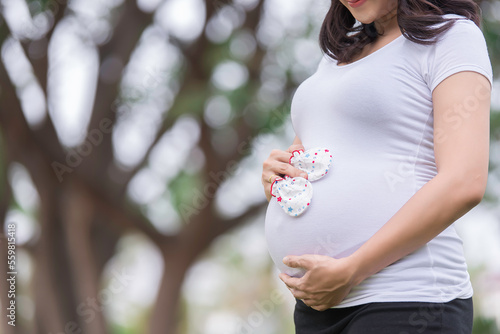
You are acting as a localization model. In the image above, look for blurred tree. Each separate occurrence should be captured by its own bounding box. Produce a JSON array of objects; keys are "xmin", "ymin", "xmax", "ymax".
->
[
  {"xmin": 0, "ymin": 0, "xmax": 284, "ymax": 333},
  {"xmin": 0, "ymin": 0, "xmax": 499, "ymax": 334}
]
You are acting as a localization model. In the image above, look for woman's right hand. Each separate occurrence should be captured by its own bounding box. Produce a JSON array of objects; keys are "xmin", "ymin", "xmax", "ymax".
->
[{"xmin": 261, "ymin": 143, "xmax": 308, "ymax": 202}]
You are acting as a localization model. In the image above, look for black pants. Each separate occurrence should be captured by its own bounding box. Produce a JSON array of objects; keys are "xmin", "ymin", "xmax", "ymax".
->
[{"xmin": 294, "ymin": 297, "xmax": 473, "ymax": 334}]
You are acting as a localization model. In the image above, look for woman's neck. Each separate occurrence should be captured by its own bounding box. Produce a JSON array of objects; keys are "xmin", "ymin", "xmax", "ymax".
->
[{"xmin": 374, "ymin": 7, "xmax": 400, "ymax": 37}]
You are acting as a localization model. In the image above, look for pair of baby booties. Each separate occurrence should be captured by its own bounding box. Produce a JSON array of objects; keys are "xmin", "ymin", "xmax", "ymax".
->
[{"xmin": 270, "ymin": 148, "xmax": 332, "ymax": 217}]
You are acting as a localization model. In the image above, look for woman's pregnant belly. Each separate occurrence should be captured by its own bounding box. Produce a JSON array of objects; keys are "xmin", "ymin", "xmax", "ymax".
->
[{"xmin": 264, "ymin": 157, "xmax": 416, "ymax": 278}]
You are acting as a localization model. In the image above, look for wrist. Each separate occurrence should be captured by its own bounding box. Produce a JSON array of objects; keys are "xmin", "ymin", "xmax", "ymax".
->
[{"xmin": 345, "ymin": 252, "xmax": 370, "ymax": 286}]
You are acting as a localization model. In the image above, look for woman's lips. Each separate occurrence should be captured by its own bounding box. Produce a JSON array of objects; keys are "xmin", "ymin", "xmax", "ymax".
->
[{"xmin": 347, "ymin": 0, "xmax": 367, "ymax": 8}]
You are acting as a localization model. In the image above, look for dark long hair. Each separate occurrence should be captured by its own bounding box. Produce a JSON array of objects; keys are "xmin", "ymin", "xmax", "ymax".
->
[{"xmin": 319, "ymin": 0, "xmax": 481, "ymax": 63}]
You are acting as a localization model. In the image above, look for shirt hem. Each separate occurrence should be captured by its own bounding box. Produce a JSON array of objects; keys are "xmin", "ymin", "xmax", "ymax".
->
[
  {"xmin": 330, "ymin": 290, "xmax": 474, "ymax": 308},
  {"xmin": 430, "ymin": 64, "xmax": 493, "ymax": 93}
]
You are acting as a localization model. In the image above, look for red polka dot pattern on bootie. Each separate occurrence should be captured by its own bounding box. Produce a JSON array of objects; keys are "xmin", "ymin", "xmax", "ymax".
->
[{"xmin": 271, "ymin": 147, "xmax": 332, "ymax": 217}]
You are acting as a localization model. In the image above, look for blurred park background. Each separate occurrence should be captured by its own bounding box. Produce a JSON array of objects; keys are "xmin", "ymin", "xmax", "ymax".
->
[{"xmin": 0, "ymin": 0, "xmax": 499, "ymax": 333}]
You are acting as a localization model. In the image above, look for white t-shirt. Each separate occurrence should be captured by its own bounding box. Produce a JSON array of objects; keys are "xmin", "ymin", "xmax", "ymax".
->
[{"xmin": 264, "ymin": 14, "xmax": 493, "ymax": 307}]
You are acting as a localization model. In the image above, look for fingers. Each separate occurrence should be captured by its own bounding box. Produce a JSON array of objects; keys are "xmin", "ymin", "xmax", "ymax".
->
[
  {"xmin": 281, "ymin": 274, "xmax": 330, "ymax": 310},
  {"xmin": 267, "ymin": 149, "xmax": 307, "ymax": 178},
  {"xmin": 287, "ymin": 144, "xmax": 305, "ymax": 153},
  {"xmin": 279, "ymin": 273, "xmax": 300, "ymax": 289},
  {"xmin": 300, "ymin": 299, "xmax": 329, "ymax": 311},
  {"xmin": 297, "ymin": 298, "xmax": 318, "ymax": 309},
  {"xmin": 263, "ymin": 183, "xmax": 272, "ymax": 202},
  {"xmin": 270, "ymin": 149, "xmax": 293, "ymax": 163},
  {"xmin": 281, "ymin": 276, "xmax": 308, "ymax": 299},
  {"xmin": 297, "ymin": 296, "xmax": 330, "ymax": 311},
  {"xmin": 289, "ymin": 288, "xmax": 308, "ymax": 300},
  {"xmin": 311, "ymin": 305, "xmax": 330, "ymax": 312},
  {"xmin": 270, "ymin": 161, "xmax": 308, "ymax": 179},
  {"xmin": 283, "ymin": 255, "xmax": 315, "ymax": 270},
  {"xmin": 262, "ymin": 148, "xmax": 308, "ymax": 199},
  {"xmin": 262, "ymin": 150, "xmax": 290, "ymax": 184}
]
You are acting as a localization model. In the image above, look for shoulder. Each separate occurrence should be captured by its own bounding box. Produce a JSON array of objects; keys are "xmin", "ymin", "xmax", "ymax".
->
[
  {"xmin": 427, "ymin": 13, "xmax": 490, "ymax": 61},
  {"xmin": 432, "ymin": 13, "xmax": 485, "ymax": 43},
  {"xmin": 406, "ymin": 13, "xmax": 489, "ymax": 57},
  {"xmin": 421, "ymin": 14, "xmax": 493, "ymax": 92},
  {"xmin": 404, "ymin": 13, "xmax": 485, "ymax": 51},
  {"xmin": 316, "ymin": 51, "xmax": 337, "ymax": 70}
]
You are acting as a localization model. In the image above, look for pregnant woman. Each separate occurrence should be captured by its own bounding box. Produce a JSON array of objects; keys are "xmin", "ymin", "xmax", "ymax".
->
[{"xmin": 261, "ymin": 0, "xmax": 493, "ymax": 333}]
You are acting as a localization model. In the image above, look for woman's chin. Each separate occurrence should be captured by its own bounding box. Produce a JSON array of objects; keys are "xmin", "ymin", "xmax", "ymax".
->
[{"xmin": 352, "ymin": 15, "xmax": 377, "ymax": 25}]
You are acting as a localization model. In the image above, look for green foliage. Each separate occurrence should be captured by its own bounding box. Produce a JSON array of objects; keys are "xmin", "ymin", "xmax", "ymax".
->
[
  {"xmin": 491, "ymin": 112, "xmax": 500, "ymax": 140},
  {"xmin": 0, "ymin": 16, "xmax": 9, "ymax": 45},
  {"xmin": 169, "ymin": 170, "xmax": 204, "ymax": 218},
  {"xmin": 205, "ymin": 39, "xmax": 234, "ymax": 70},
  {"xmin": 226, "ymin": 83, "xmax": 255, "ymax": 115},
  {"xmin": 473, "ymin": 316, "xmax": 500, "ymax": 334},
  {"xmin": 110, "ymin": 324, "xmax": 137, "ymax": 334},
  {"xmin": 25, "ymin": 0, "xmax": 53, "ymax": 16},
  {"xmin": 482, "ymin": 18, "xmax": 500, "ymax": 78},
  {"xmin": 171, "ymin": 83, "xmax": 210, "ymax": 120}
]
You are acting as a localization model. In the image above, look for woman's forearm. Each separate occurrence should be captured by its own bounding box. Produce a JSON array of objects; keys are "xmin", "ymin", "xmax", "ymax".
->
[
  {"xmin": 346, "ymin": 72, "xmax": 491, "ymax": 286},
  {"xmin": 348, "ymin": 172, "xmax": 485, "ymax": 286}
]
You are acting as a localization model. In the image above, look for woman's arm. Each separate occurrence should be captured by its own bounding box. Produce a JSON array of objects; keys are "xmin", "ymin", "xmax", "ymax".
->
[
  {"xmin": 348, "ymin": 71, "xmax": 490, "ymax": 284},
  {"xmin": 279, "ymin": 71, "xmax": 491, "ymax": 310}
]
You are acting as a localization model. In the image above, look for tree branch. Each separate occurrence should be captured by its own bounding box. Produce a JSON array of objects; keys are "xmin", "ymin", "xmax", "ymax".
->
[
  {"xmin": 0, "ymin": 57, "xmax": 171, "ymax": 248},
  {"xmin": 0, "ymin": 6, "xmax": 66, "ymax": 165},
  {"xmin": 20, "ymin": 0, "xmax": 68, "ymax": 96},
  {"xmin": 120, "ymin": 0, "xmax": 266, "ymax": 191},
  {"xmin": 82, "ymin": 0, "xmax": 161, "ymax": 192}
]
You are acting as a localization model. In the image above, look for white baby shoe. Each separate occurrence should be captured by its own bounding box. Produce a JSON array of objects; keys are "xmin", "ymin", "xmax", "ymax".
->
[{"xmin": 270, "ymin": 147, "xmax": 332, "ymax": 217}]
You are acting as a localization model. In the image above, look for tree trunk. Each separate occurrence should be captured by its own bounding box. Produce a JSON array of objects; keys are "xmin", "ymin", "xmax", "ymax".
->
[
  {"xmin": 63, "ymin": 179, "xmax": 108, "ymax": 334},
  {"xmin": 148, "ymin": 251, "xmax": 191, "ymax": 334}
]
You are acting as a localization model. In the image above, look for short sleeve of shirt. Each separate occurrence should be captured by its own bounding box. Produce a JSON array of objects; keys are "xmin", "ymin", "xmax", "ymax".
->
[{"xmin": 426, "ymin": 17, "xmax": 493, "ymax": 93}]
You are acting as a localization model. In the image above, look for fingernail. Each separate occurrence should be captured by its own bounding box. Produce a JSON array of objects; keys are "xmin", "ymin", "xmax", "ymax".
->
[
  {"xmin": 300, "ymin": 173, "xmax": 308, "ymax": 179},
  {"xmin": 283, "ymin": 256, "xmax": 289, "ymax": 264}
]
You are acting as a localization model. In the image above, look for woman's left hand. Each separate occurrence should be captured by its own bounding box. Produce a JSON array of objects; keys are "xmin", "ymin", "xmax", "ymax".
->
[{"xmin": 279, "ymin": 254, "xmax": 360, "ymax": 311}]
